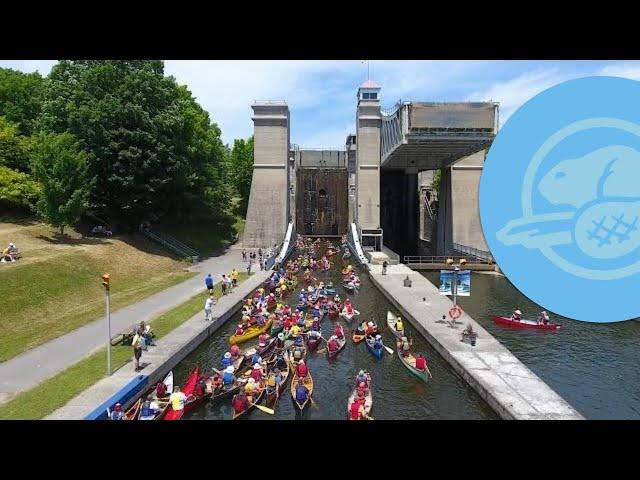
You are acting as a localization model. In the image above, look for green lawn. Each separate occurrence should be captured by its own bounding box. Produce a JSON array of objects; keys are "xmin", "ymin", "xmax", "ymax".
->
[
  {"xmin": 0, "ymin": 221, "xmax": 196, "ymax": 362},
  {"xmin": 0, "ymin": 273, "xmax": 248, "ymax": 420}
]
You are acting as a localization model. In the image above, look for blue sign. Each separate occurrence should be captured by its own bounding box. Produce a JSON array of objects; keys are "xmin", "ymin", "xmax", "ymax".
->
[
  {"xmin": 439, "ymin": 270, "xmax": 471, "ymax": 296},
  {"xmin": 480, "ymin": 76, "xmax": 640, "ymax": 323}
]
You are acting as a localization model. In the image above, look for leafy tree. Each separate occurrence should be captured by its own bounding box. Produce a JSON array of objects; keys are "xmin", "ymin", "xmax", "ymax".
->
[
  {"xmin": 38, "ymin": 60, "xmax": 228, "ymax": 228},
  {"xmin": 228, "ymin": 136, "xmax": 254, "ymax": 214},
  {"xmin": 0, "ymin": 68, "xmax": 45, "ymax": 136},
  {"xmin": 31, "ymin": 133, "xmax": 90, "ymax": 235},
  {"xmin": 0, "ymin": 165, "xmax": 41, "ymax": 212},
  {"xmin": 0, "ymin": 117, "xmax": 30, "ymax": 172}
]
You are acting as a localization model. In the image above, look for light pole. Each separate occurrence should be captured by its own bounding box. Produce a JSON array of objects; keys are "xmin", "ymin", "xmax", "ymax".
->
[
  {"xmin": 102, "ymin": 273, "xmax": 112, "ymax": 375},
  {"xmin": 445, "ymin": 258, "xmax": 467, "ymax": 307}
]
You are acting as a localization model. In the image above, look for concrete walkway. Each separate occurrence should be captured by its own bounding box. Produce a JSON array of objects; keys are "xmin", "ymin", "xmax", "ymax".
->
[
  {"xmin": 46, "ymin": 270, "xmax": 271, "ymax": 420},
  {"xmin": 369, "ymin": 263, "xmax": 584, "ymax": 420},
  {"xmin": 0, "ymin": 248, "xmax": 253, "ymax": 404}
]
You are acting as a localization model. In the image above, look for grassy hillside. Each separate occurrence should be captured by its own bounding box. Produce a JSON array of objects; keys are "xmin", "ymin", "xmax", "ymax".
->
[{"xmin": 0, "ymin": 217, "xmax": 195, "ymax": 361}]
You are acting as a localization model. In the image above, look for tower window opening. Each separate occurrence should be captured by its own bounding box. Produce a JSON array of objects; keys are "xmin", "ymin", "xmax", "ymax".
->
[{"xmin": 319, "ymin": 188, "xmax": 327, "ymax": 198}]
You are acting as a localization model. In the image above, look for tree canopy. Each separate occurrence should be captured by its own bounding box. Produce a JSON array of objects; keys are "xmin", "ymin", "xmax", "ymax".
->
[
  {"xmin": 38, "ymin": 60, "xmax": 229, "ymax": 228},
  {"xmin": 227, "ymin": 136, "xmax": 254, "ymax": 214},
  {"xmin": 0, "ymin": 68, "xmax": 45, "ymax": 136},
  {"xmin": 0, "ymin": 116, "xmax": 31, "ymax": 172}
]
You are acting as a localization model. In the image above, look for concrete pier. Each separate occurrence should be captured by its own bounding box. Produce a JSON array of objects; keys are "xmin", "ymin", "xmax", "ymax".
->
[
  {"xmin": 47, "ymin": 270, "xmax": 271, "ymax": 420},
  {"xmin": 369, "ymin": 264, "xmax": 584, "ymax": 420}
]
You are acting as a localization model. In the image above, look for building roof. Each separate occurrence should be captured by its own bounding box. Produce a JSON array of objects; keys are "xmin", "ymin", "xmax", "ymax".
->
[{"xmin": 359, "ymin": 79, "xmax": 380, "ymax": 89}]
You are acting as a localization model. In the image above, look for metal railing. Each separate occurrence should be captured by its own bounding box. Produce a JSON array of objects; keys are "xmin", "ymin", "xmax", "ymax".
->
[
  {"xmin": 141, "ymin": 228, "xmax": 200, "ymax": 262},
  {"xmin": 452, "ymin": 243, "xmax": 494, "ymax": 262},
  {"xmin": 403, "ymin": 255, "xmax": 494, "ymax": 265}
]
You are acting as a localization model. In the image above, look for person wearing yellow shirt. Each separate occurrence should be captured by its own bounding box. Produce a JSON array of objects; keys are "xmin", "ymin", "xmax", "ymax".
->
[
  {"xmin": 290, "ymin": 324, "xmax": 301, "ymax": 338},
  {"xmin": 231, "ymin": 269, "xmax": 239, "ymax": 287},
  {"xmin": 169, "ymin": 386, "xmax": 187, "ymax": 411}
]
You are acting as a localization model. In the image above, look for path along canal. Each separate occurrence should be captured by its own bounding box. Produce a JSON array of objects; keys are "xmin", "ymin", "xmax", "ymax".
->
[{"xmin": 174, "ymin": 243, "xmax": 498, "ymax": 420}]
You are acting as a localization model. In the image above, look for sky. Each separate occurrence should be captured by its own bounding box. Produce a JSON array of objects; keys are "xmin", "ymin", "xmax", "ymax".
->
[{"xmin": 2, "ymin": 60, "xmax": 640, "ymax": 149}]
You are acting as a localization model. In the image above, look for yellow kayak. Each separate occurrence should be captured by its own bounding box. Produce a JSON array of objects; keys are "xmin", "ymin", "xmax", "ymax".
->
[{"xmin": 229, "ymin": 318, "xmax": 274, "ymax": 345}]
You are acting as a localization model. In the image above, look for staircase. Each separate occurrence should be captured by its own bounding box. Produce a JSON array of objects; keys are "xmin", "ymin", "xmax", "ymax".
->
[{"xmin": 141, "ymin": 229, "xmax": 201, "ymax": 262}]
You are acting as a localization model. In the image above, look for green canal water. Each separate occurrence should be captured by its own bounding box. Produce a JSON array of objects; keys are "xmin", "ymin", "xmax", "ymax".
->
[
  {"xmin": 175, "ymin": 246, "xmax": 498, "ymax": 420},
  {"xmin": 421, "ymin": 271, "xmax": 640, "ymax": 420}
]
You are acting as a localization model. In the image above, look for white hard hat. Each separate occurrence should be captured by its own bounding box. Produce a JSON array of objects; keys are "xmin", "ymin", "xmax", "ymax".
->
[
  {"xmin": 224, "ymin": 352, "xmax": 231, "ymax": 358},
  {"xmin": 375, "ymin": 334, "xmax": 381, "ymax": 340},
  {"xmin": 253, "ymin": 363, "xmax": 261, "ymax": 369},
  {"xmin": 367, "ymin": 322, "xmax": 373, "ymax": 327},
  {"xmin": 515, "ymin": 310, "xmax": 522, "ymax": 315},
  {"xmin": 225, "ymin": 366, "xmax": 235, "ymax": 374}
]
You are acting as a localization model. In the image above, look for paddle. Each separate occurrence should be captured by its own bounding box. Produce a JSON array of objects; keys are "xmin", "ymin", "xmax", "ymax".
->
[
  {"xmin": 254, "ymin": 404, "xmax": 275, "ymax": 415},
  {"xmin": 382, "ymin": 343, "xmax": 394, "ymax": 355}
]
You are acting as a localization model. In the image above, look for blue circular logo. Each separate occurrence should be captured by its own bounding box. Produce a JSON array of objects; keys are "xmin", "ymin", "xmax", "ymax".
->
[{"xmin": 480, "ymin": 76, "xmax": 640, "ymax": 323}]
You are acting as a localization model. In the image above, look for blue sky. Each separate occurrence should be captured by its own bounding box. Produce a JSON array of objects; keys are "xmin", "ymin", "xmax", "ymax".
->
[{"xmin": 2, "ymin": 60, "xmax": 640, "ymax": 149}]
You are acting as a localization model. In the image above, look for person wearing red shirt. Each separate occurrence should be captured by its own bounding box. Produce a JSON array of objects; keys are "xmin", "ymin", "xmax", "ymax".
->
[
  {"xmin": 297, "ymin": 359, "xmax": 308, "ymax": 378},
  {"xmin": 327, "ymin": 336, "xmax": 338, "ymax": 352},
  {"xmin": 233, "ymin": 391, "xmax": 249, "ymax": 414},
  {"xmin": 415, "ymin": 354, "xmax": 427, "ymax": 371},
  {"xmin": 335, "ymin": 324, "xmax": 344, "ymax": 339},
  {"xmin": 250, "ymin": 363, "xmax": 263, "ymax": 382}
]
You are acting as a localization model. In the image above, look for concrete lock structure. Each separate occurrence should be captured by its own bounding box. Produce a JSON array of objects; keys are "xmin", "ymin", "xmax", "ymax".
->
[{"xmin": 243, "ymin": 81, "xmax": 497, "ymax": 264}]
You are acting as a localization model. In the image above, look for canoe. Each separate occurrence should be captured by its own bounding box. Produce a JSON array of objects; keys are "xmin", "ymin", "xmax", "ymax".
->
[
  {"xmin": 306, "ymin": 333, "xmax": 323, "ymax": 351},
  {"xmin": 494, "ymin": 316, "xmax": 561, "ymax": 331},
  {"xmin": 395, "ymin": 339, "xmax": 430, "ymax": 383},
  {"xmin": 288, "ymin": 344, "xmax": 307, "ymax": 370},
  {"xmin": 265, "ymin": 351, "xmax": 290, "ymax": 408},
  {"xmin": 243, "ymin": 336, "xmax": 277, "ymax": 361},
  {"xmin": 365, "ymin": 335, "xmax": 384, "ymax": 359},
  {"xmin": 351, "ymin": 327, "xmax": 366, "ymax": 344},
  {"xmin": 124, "ymin": 398, "xmax": 142, "ymax": 420},
  {"xmin": 138, "ymin": 370, "xmax": 174, "ymax": 420},
  {"xmin": 327, "ymin": 334, "xmax": 347, "ymax": 359},
  {"xmin": 232, "ymin": 380, "xmax": 266, "ymax": 419},
  {"xmin": 164, "ymin": 367, "xmax": 200, "ymax": 420},
  {"xmin": 340, "ymin": 308, "xmax": 360, "ymax": 322},
  {"xmin": 210, "ymin": 376, "xmax": 248, "ymax": 403},
  {"xmin": 270, "ymin": 321, "xmax": 284, "ymax": 336},
  {"xmin": 386, "ymin": 311, "xmax": 405, "ymax": 339},
  {"xmin": 342, "ymin": 282, "xmax": 356, "ymax": 293},
  {"xmin": 229, "ymin": 318, "xmax": 274, "ymax": 345},
  {"xmin": 290, "ymin": 368, "xmax": 314, "ymax": 411},
  {"xmin": 346, "ymin": 375, "xmax": 373, "ymax": 420}
]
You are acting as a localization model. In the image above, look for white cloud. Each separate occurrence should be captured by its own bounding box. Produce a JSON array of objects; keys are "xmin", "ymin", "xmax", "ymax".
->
[
  {"xmin": 466, "ymin": 68, "xmax": 571, "ymax": 125},
  {"xmin": 598, "ymin": 63, "xmax": 640, "ymax": 80}
]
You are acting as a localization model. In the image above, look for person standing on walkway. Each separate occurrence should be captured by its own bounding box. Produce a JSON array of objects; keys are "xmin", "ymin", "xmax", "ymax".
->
[
  {"xmin": 242, "ymin": 249, "xmax": 247, "ymax": 261},
  {"xmin": 132, "ymin": 327, "xmax": 144, "ymax": 371},
  {"xmin": 221, "ymin": 275, "xmax": 228, "ymax": 295},
  {"xmin": 258, "ymin": 248, "xmax": 262, "ymax": 261},
  {"xmin": 231, "ymin": 268, "xmax": 239, "ymax": 287},
  {"xmin": 247, "ymin": 261, "xmax": 252, "ymax": 275},
  {"xmin": 205, "ymin": 274, "xmax": 214, "ymax": 295},
  {"xmin": 205, "ymin": 295, "xmax": 214, "ymax": 321},
  {"xmin": 382, "ymin": 260, "xmax": 388, "ymax": 275}
]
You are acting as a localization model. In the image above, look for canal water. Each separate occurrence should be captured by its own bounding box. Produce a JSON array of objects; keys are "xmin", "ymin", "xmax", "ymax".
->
[
  {"xmin": 175, "ymin": 243, "xmax": 498, "ymax": 420},
  {"xmin": 421, "ymin": 271, "xmax": 640, "ymax": 420}
]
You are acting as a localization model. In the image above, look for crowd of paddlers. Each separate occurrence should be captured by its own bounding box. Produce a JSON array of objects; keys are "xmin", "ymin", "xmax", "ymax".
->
[{"xmin": 114, "ymin": 237, "xmax": 431, "ymax": 421}]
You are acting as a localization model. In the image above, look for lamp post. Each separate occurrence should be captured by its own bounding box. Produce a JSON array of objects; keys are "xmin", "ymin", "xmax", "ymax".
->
[
  {"xmin": 445, "ymin": 258, "xmax": 467, "ymax": 307},
  {"xmin": 102, "ymin": 273, "xmax": 112, "ymax": 376}
]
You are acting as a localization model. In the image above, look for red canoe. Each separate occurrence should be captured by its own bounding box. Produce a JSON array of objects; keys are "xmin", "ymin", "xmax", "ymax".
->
[
  {"xmin": 493, "ymin": 316, "xmax": 560, "ymax": 331},
  {"xmin": 164, "ymin": 367, "xmax": 200, "ymax": 420}
]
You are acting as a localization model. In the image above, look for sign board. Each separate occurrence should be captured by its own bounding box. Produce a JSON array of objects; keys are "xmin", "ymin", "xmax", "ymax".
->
[{"xmin": 439, "ymin": 270, "xmax": 471, "ymax": 296}]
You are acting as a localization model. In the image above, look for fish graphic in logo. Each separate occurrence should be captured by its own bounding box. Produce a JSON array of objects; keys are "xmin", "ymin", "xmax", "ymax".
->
[{"xmin": 498, "ymin": 144, "xmax": 640, "ymax": 265}]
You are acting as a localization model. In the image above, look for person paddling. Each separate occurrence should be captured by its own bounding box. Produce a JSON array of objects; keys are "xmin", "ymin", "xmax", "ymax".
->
[
  {"xmin": 415, "ymin": 353, "xmax": 427, "ymax": 372},
  {"xmin": 295, "ymin": 378, "xmax": 309, "ymax": 405}
]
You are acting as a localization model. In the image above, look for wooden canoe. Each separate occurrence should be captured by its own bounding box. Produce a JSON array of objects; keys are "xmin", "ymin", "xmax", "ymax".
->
[
  {"xmin": 265, "ymin": 351, "xmax": 290, "ymax": 408},
  {"xmin": 351, "ymin": 326, "xmax": 366, "ymax": 344},
  {"xmin": 288, "ymin": 344, "xmax": 307, "ymax": 370},
  {"xmin": 387, "ymin": 311, "xmax": 405, "ymax": 339},
  {"xmin": 124, "ymin": 398, "xmax": 142, "ymax": 420},
  {"xmin": 395, "ymin": 339, "xmax": 430, "ymax": 383},
  {"xmin": 340, "ymin": 308, "xmax": 360, "ymax": 322},
  {"xmin": 232, "ymin": 380, "xmax": 266, "ymax": 420},
  {"xmin": 138, "ymin": 370, "xmax": 174, "ymax": 420},
  {"xmin": 243, "ymin": 336, "xmax": 277, "ymax": 360},
  {"xmin": 229, "ymin": 318, "xmax": 274, "ymax": 345},
  {"xmin": 290, "ymin": 368, "xmax": 313, "ymax": 411},
  {"xmin": 346, "ymin": 375, "xmax": 373, "ymax": 420},
  {"xmin": 306, "ymin": 333, "xmax": 322, "ymax": 351}
]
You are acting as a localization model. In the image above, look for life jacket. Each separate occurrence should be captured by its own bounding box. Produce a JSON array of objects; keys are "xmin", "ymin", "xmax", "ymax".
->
[
  {"xmin": 297, "ymin": 363, "xmax": 308, "ymax": 377},
  {"xmin": 415, "ymin": 356, "xmax": 426, "ymax": 371},
  {"xmin": 110, "ymin": 410, "xmax": 124, "ymax": 420},
  {"xmin": 396, "ymin": 321, "xmax": 404, "ymax": 331},
  {"xmin": 267, "ymin": 375, "xmax": 276, "ymax": 387},
  {"xmin": 170, "ymin": 392, "xmax": 185, "ymax": 411},
  {"xmin": 328, "ymin": 339, "xmax": 338, "ymax": 352},
  {"xmin": 346, "ymin": 304, "xmax": 353, "ymax": 314},
  {"xmin": 233, "ymin": 396, "xmax": 246, "ymax": 413},
  {"xmin": 251, "ymin": 369, "xmax": 262, "ymax": 382},
  {"xmin": 222, "ymin": 357, "xmax": 233, "ymax": 368},
  {"xmin": 295, "ymin": 386, "xmax": 308, "ymax": 402},
  {"xmin": 223, "ymin": 372, "xmax": 235, "ymax": 385},
  {"xmin": 156, "ymin": 382, "xmax": 167, "ymax": 397},
  {"xmin": 350, "ymin": 401, "xmax": 362, "ymax": 420}
]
